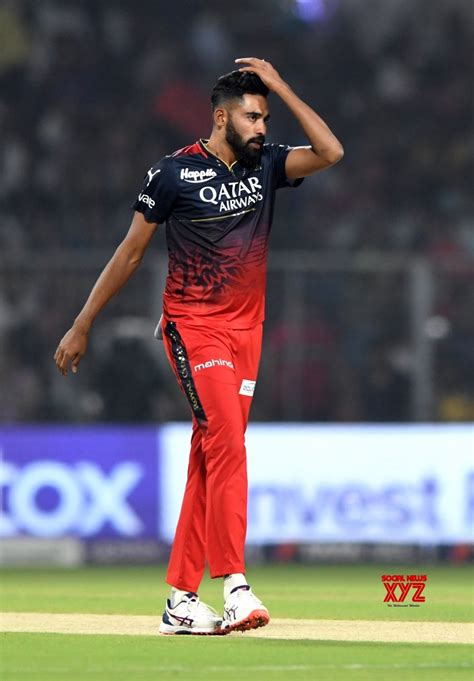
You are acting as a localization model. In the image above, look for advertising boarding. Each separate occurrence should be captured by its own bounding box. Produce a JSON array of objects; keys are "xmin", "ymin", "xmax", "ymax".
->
[
  {"xmin": 0, "ymin": 427, "xmax": 159, "ymax": 539},
  {"xmin": 1, "ymin": 424, "xmax": 473, "ymax": 545}
]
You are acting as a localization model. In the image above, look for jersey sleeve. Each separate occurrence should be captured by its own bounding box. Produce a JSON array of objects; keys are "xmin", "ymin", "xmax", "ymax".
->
[
  {"xmin": 267, "ymin": 144, "xmax": 304, "ymax": 190},
  {"xmin": 131, "ymin": 156, "xmax": 178, "ymax": 223}
]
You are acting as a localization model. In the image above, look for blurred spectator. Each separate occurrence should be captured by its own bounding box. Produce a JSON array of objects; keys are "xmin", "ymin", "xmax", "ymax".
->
[
  {"xmin": 94, "ymin": 337, "xmax": 164, "ymax": 422},
  {"xmin": 264, "ymin": 306, "xmax": 336, "ymax": 421},
  {"xmin": 361, "ymin": 343, "xmax": 411, "ymax": 422}
]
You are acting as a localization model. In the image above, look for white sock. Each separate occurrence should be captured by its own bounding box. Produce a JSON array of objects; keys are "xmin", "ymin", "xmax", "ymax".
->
[
  {"xmin": 170, "ymin": 587, "xmax": 191, "ymax": 608},
  {"xmin": 223, "ymin": 573, "xmax": 248, "ymax": 600}
]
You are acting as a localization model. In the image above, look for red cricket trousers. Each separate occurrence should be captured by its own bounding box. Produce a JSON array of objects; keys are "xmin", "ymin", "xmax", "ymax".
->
[{"xmin": 161, "ymin": 318, "xmax": 262, "ymax": 593}]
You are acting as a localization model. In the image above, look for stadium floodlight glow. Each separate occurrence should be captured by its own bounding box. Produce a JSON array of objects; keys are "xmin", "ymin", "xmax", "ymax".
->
[
  {"xmin": 425, "ymin": 315, "xmax": 450, "ymax": 340},
  {"xmin": 293, "ymin": 0, "xmax": 337, "ymax": 22}
]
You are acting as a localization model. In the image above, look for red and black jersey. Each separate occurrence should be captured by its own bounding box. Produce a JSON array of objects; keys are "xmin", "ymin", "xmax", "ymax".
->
[{"xmin": 132, "ymin": 139, "xmax": 303, "ymax": 328}]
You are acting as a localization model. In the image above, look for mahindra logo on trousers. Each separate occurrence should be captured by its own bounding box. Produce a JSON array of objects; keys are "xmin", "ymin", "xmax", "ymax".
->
[
  {"xmin": 181, "ymin": 168, "xmax": 217, "ymax": 183},
  {"xmin": 194, "ymin": 358, "xmax": 234, "ymax": 372},
  {"xmin": 138, "ymin": 193, "xmax": 155, "ymax": 207}
]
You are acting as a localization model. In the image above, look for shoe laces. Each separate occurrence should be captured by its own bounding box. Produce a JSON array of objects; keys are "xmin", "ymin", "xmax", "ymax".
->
[
  {"xmin": 184, "ymin": 593, "xmax": 219, "ymax": 618},
  {"xmin": 232, "ymin": 586, "xmax": 262, "ymax": 605}
]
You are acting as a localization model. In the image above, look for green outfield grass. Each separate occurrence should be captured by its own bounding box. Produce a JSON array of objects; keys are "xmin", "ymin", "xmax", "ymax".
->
[
  {"xmin": 1, "ymin": 564, "xmax": 473, "ymax": 681},
  {"xmin": 1, "ymin": 564, "xmax": 472, "ymax": 621},
  {"xmin": 1, "ymin": 634, "xmax": 472, "ymax": 681}
]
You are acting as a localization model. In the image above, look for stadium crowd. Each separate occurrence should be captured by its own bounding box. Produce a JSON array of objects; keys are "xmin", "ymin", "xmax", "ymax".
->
[{"xmin": 1, "ymin": 0, "xmax": 472, "ymax": 423}]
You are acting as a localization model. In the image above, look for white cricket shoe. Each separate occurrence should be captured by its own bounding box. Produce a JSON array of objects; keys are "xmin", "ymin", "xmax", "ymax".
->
[
  {"xmin": 222, "ymin": 585, "xmax": 270, "ymax": 633},
  {"xmin": 159, "ymin": 592, "xmax": 225, "ymax": 635}
]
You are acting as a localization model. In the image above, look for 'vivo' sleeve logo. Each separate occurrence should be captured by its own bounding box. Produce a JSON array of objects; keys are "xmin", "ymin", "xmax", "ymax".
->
[
  {"xmin": 138, "ymin": 193, "xmax": 155, "ymax": 207},
  {"xmin": 0, "ymin": 460, "xmax": 144, "ymax": 538}
]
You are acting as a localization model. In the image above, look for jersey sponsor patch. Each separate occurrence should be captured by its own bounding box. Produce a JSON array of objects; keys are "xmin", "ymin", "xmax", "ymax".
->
[
  {"xmin": 239, "ymin": 379, "xmax": 256, "ymax": 396},
  {"xmin": 138, "ymin": 193, "xmax": 155, "ymax": 207},
  {"xmin": 198, "ymin": 177, "xmax": 263, "ymax": 212},
  {"xmin": 181, "ymin": 167, "xmax": 217, "ymax": 183}
]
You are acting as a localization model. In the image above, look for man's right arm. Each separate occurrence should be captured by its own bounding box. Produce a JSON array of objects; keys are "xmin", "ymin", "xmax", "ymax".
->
[{"xmin": 54, "ymin": 211, "xmax": 158, "ymax": 375}]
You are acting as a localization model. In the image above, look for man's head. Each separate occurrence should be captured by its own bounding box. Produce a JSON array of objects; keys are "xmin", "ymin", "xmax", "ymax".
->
[{"xmin": 211, "ymin": 70, "xmax": 270, "ymax": 167}]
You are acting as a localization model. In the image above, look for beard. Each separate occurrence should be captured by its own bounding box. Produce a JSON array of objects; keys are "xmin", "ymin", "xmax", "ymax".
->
[{"xmin": 225, "ymin": 118, "xmax": 265, "ymax": 168}]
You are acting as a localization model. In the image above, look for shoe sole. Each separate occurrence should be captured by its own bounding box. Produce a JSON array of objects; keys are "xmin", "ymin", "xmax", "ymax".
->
[
  {"xmin": 222, "ymin": 609, "xmax": 270, "ymax": 634},
  {"xmin": 159, "ymin": 627, "xmax": 227, "ymax": 636}
]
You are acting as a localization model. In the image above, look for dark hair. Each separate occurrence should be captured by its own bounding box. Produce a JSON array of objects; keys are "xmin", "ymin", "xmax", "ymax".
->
[{"xmin": 211, "ymin": 70, "xmax": 269, "ymax": 110}]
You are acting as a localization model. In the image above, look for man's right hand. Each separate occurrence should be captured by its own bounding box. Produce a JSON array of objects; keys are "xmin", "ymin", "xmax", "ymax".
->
[{"xmin": 54, "ymin": 325, "xmax": 88, "ymax": 376}]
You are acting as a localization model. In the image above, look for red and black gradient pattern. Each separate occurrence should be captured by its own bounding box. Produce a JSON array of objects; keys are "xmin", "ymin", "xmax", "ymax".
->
[{"xmin": 132, "ymin": 140, "xmax": 303, "ymax": 328}]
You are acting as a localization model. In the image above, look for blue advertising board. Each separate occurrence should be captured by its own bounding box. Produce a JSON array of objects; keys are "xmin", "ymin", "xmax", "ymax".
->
[
  {"xmin": 0, "ymin": 426, "xmax": 160, "ymax": 539},
  {"xmin": 1, "ymin": 424, "xmax": 473, "ymax": 545}
]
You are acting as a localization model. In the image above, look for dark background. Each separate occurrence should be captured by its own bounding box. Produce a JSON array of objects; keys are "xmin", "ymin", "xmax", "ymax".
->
[{"xmin": 0, "ymin": 0, "xmax": 472, "ymax": 423}]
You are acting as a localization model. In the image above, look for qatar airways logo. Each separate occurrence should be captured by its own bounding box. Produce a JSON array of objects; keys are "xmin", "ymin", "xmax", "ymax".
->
[
  {"xmin": 194, "ymin": 358, "xmax": 235, "ymax": 373},
  {"xmin": 181, "ymin": 167, "xmax": 217, "ymax": 183},
  {"xmin": 199, "ymin": 177, "xmax": 263, "ymax": 213}
]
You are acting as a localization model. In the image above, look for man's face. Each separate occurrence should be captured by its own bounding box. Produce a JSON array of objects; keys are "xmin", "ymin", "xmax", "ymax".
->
[{"xmin": 225, "ymin": 94, "xmax": 270, "ymax": 167}]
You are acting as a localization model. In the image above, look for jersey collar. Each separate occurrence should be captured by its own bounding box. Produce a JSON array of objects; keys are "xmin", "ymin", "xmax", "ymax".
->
[
  {"xmin": 198, "ymin": 139, "xmax": 262, "ymax": 174},
  {"xmin": 199, "ymin": 139, "xmax": 239, "ymax": 172}
]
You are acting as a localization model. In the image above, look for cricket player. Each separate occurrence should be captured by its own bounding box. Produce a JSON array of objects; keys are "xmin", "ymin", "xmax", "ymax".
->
[{"xmin": 54, "ymin": 58, "xmax": 343, "ymax": 635}]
